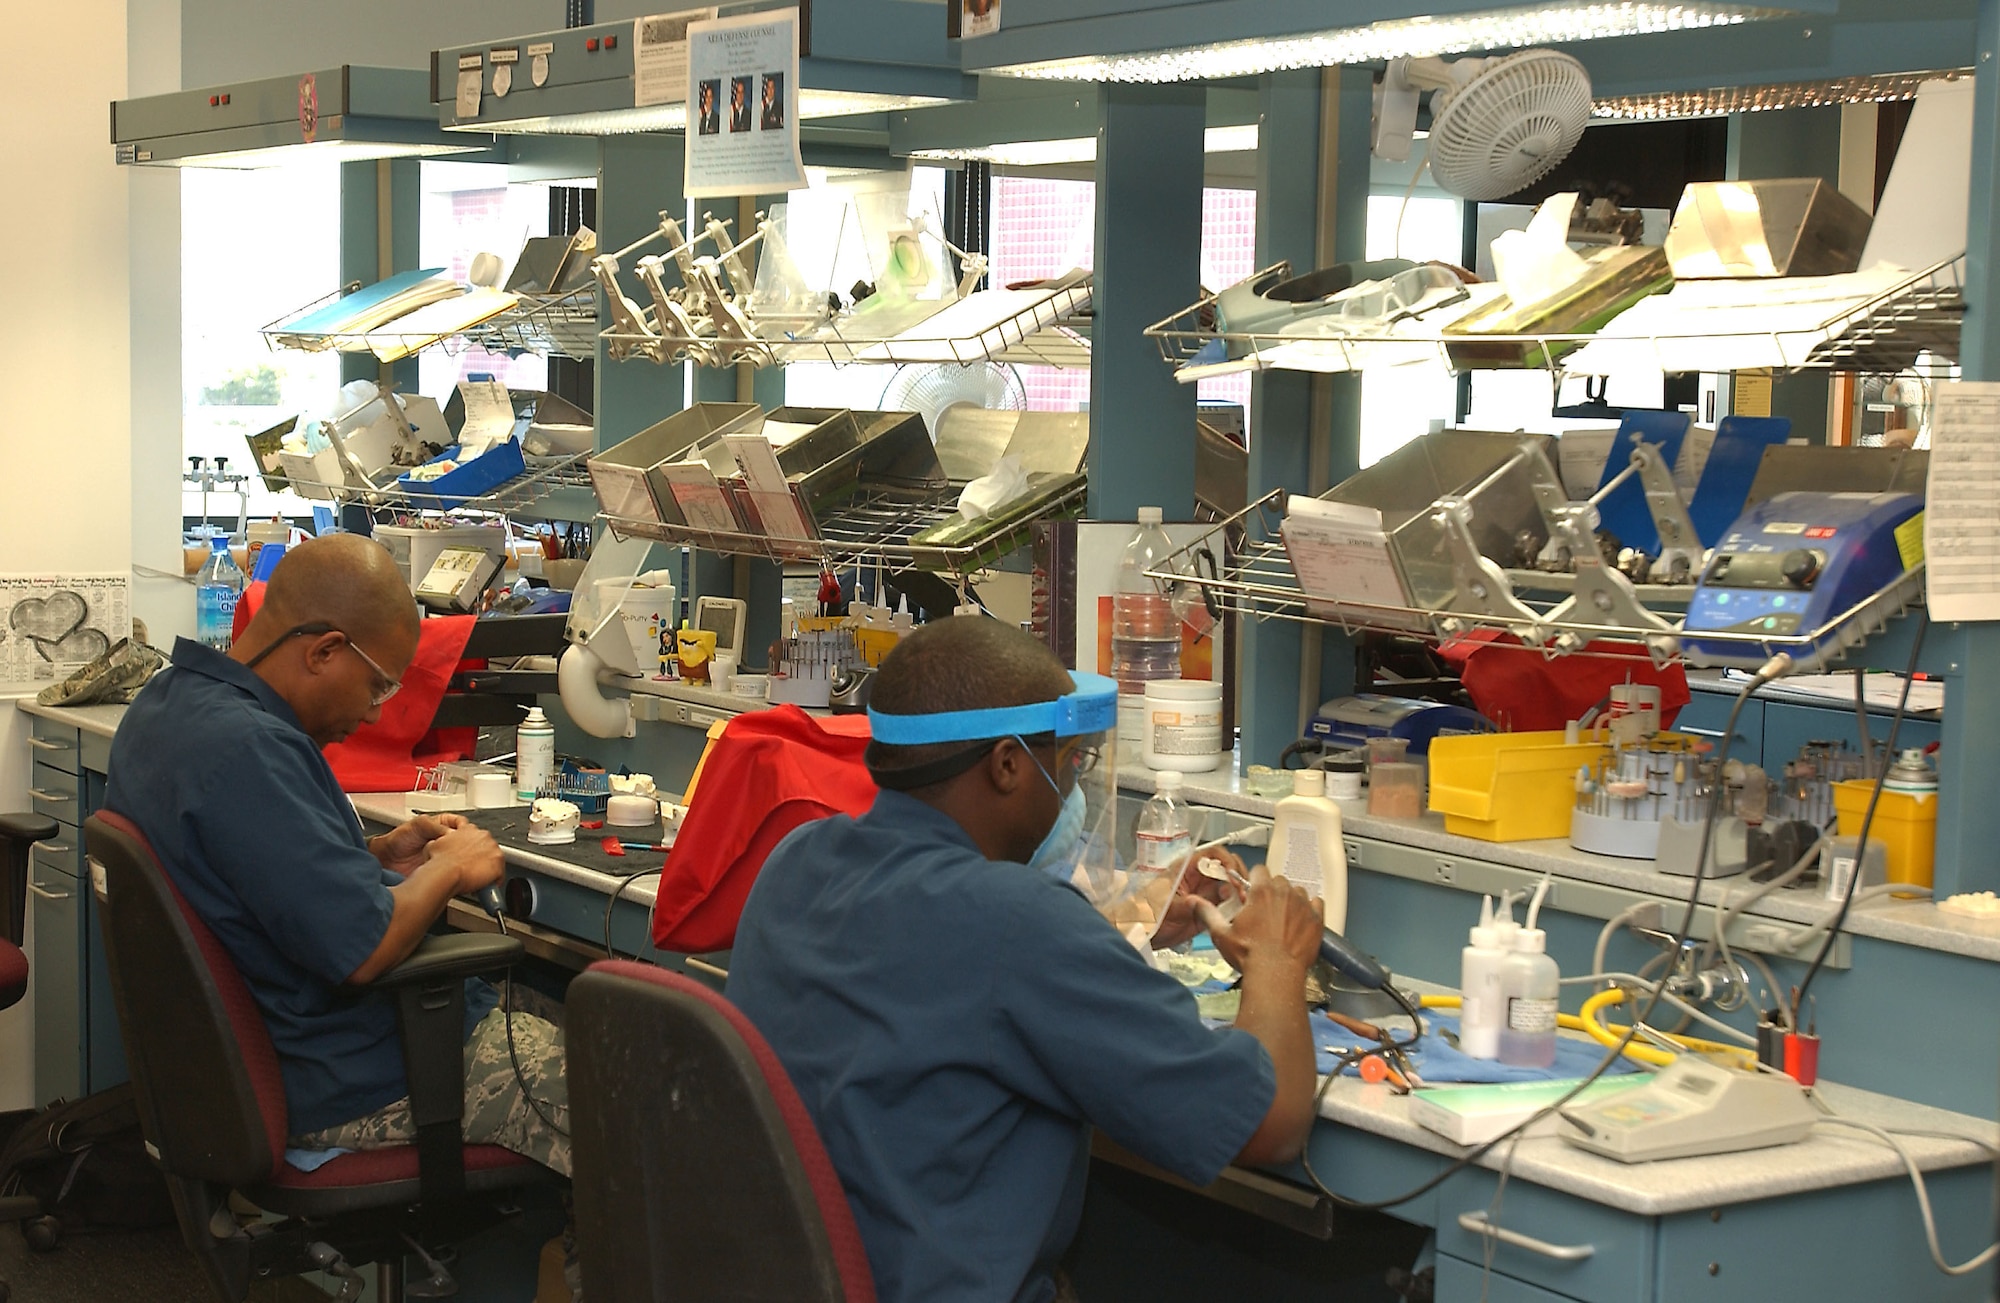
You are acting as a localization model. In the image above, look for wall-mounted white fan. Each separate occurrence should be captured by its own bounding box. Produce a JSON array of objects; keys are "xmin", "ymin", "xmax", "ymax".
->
[{"xmin": 1372, "ymin": 50, "xmax": 1594, "ymax": 202}]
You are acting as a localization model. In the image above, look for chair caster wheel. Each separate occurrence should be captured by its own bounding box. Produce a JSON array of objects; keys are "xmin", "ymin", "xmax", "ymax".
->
[{"xmin": 24, "ymin": 1216, "xmax": 60, "ymax": 1252}]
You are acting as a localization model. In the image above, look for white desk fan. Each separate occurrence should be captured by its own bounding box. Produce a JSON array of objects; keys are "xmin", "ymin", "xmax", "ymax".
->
[{"xmin": 1373, "ymin": 50, "xmax": 1594, "ymax": 201}]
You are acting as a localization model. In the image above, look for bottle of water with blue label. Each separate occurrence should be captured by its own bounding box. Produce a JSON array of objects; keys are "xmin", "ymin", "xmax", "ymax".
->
[{"xmin": 195, "ymin": 538, "xmax": 246, "ymax": 651}]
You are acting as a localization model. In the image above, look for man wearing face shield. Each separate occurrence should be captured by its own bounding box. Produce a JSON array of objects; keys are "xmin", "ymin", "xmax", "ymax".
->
[{"xmin": 728, "ymin": 616, "xmax": 1323, "ymax": 1303}]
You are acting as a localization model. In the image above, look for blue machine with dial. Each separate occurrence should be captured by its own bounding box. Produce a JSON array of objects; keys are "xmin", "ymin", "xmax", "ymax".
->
[{"xmin": 1682, "ymin": 490, "xmax": 1923, "ymax": 668}]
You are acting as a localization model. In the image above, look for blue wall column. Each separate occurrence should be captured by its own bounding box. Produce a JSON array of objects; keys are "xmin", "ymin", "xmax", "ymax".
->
[
  {"xmin": 1237, "ymin": 67, "xmax": 1371, "ymax": 766},
  {"xmin": 1928, "ymin": 0, "xmax": 2000, "ymax": 895},
  {"xmin": 1240, "ymin": 70, "xmax": 1319, "ymax": 766},
  {"xmin": 595, "ymin": 134, "xmax": 690, "ymax": 450},
  {"xmin": 1088, "ymin": 83, "xmax": 1205, "ymax": 521},
  {"xmin": 338, "ymin": 158, "xmax": 421, "ymax": 394},
  {"xmin": 690, "ymin": 193, "xmax": 787, "ymax": 665}
]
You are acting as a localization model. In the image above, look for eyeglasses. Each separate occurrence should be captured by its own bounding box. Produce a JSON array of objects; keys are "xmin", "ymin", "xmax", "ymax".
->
[
  {"xmin": 247, "ymin": 622, "xmax": 401, "ymax": 705},
  {"xmin": 1056, "ymin": 738, "xmax": 1102, "ymax": 777},
  {"xmin": 340, "ymin": 638, "xmax": 402, "ymax": 706}
]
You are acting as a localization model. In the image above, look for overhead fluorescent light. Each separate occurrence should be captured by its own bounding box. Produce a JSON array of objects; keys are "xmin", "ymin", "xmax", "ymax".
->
[
  {"xmin": 909, "ymin": 123, "xmax": 1260, "ymax": 166},
  {"xmin": 1594, "ymin": 68, "xmax": 1967, "ymax": 120},
  {"xmin": 453, "ymin": 90, "xmax": 953, "ymax": 137},
  {"xmin": 987, "ymin": 2, "xmax": 1786, "ymax": 83},
  {"xmin": 148, "ymin": 139, "xmax": 487, "ymax": 169}
]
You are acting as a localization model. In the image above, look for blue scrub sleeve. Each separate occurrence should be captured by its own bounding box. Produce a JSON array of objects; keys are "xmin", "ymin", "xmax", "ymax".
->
[
  {"xmin": 995, "ymin": 883, "xmax": 1277, "ymax": 1188},
  {"xmin": 188, "ymin": 734, "xmax": 396, "ymax": 986}
]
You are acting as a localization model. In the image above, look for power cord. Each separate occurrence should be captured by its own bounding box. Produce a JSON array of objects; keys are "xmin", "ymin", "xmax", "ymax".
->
[
  {"xmin": 1794, "ymin": 613, "xmax": 1928, "ymax": 1013},
  {"xmin": 1811, "ymin": 1108, "xmax": 1998, "ymax": 1275},
  {"xmin": 603, "ymin": 867, "xmax": 662, "ymax": 961},
  {"xmin": 1293, "ymin": 658, "xmax": 1788, "ymax": 1214},
  {"xmin": 483, "ymin": 899, "xmax": 570, "ymax": 1140}
]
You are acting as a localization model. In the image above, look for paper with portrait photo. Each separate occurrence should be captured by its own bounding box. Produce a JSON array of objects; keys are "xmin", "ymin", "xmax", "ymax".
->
[{"xmin": 684, "ymin": 9, "xmax": 806, "ymax": 199}]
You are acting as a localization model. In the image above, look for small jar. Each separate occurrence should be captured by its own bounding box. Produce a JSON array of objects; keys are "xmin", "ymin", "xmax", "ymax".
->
[{"xmin": 1325, "ymin": 755, "xmax": 1365, "ymax": 802}]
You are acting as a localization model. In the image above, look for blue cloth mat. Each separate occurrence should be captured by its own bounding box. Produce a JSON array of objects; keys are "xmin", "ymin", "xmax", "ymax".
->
[
  {"xmin": 1310, "ymin": 1012, "xmax": 1640, "ymax": 1085},
  {"xmin": 283, "ymin": 1146, "xmax": 352, "ymax": 1172}
]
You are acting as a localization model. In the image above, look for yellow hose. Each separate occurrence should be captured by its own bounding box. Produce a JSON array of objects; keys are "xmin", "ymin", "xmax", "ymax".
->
[{"xmin": 1420, "ymin": 991, "xmax": 1754, "ymax": 1069}]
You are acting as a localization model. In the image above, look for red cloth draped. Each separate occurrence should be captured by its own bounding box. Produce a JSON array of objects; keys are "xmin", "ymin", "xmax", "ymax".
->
[
  {"xmin": 1437, "ymin": 630, "xmax": 1689, "ymax": 733},
  {"xmin": 651, "ymin": 706, "xmax": 877, "ymax": 955},
  {"xmin": 232, "ymin": 583, "xmax": 481, "ymax": 792}
]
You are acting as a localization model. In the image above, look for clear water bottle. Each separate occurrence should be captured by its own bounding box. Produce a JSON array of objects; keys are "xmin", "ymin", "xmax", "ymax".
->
[
  {"xmin": 1134, "ymin": 770, "xmax": 1194, "ymax": 871},
  {"xmin": 1111, "ymin": 507, "xmax": 1182, "ymax": 745},
  {"xmin": 195, "ymin": 538, "xmax": 246, "ymax": 651}
]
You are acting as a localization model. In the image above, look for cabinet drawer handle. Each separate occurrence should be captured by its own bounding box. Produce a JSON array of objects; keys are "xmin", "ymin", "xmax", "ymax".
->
[
  {"xmin": 29, "ymin": 788, "xmax": 72, "ymax": 804},
  {"xmin": 28, "ymin": 736, "xmax": 74, "ymax": 752},
  {"xmin": 34, "ymin": 843, "xmax": 73, "ymax": 857},
  {"xmin": 28, "ymin": 881, "xmax": 73, "ymax": 902},
  {"xmin": 1456, "ymin": 1212, "xmax": 1595, "ymax": 1262},
  {"xmin": 1676, "ymin": 726, "xmax": 1743, "ymax": 741}
]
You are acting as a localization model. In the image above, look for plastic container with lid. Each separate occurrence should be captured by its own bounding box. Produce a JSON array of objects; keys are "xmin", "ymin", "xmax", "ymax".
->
[
  {"xmin": 1324, "ymin": 754, "xmax": 1366, "ymax": 802},
  {"xmin": 1271, "ymin": 767, "xmax": 1349, "ymax": 931},
  {"xmin": 1111, "ymin": 507, "xmax": 1183, "ymax": 744},
  {"xmin": 1143, "ymin": 679, "xmax": 1223, "ymax": 771},
  {"xmin": 1367, "ymin": 762, "xmax": 1426, "ymax": 820}
]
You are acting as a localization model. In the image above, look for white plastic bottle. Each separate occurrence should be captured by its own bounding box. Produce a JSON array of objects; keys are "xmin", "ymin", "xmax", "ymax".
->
[
  {"xmin": 1134, "ymin": 771, "xmax": 1195, "ymax": 872},
  {"xmin": 1270, "ymin": 767, "xmax": 1349, "ymax": 932},
  {"xmin": 1111, "ymin": 507, "xmax": 1183, "ymax": 746},
  {"xmin": 195, "ymin": 538, "xmax": 246, "ymax": 651},
  {"xmin": 1498, "ymin": 876, "xmax": 1560, "ymax": 1069},
  {"xmin": 1458, "ymin": 895, "xmax": 1508, "ymax": 1061},
  {"xmin": 516, "ymin": 705, "xmax": 557, "ymax": 799}
]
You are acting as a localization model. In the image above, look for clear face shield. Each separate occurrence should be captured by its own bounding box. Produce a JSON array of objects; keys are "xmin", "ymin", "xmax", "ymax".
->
[{"xmin": 870, "ymin": 671, "xmax": 1179, "ymax": 946}]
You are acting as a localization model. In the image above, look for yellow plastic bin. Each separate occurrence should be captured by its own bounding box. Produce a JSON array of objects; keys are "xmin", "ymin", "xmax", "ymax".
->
[
  {"xmin": 1428, "ymin": 731, "xmax": 1608, "ymax": 842},
  {"xmin": 1832, "ymin": 780, "xmax": 1936, "ymax": 893}
]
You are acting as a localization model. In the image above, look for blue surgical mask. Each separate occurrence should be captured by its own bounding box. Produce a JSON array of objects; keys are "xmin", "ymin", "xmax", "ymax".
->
[
  {"xmin": 1027, "ymin": 783, "xmax": 1088, "ymax": 879},
  {"xmin": 1021, "ymin": 737, "xmax": 1087, "ymax": 879}
]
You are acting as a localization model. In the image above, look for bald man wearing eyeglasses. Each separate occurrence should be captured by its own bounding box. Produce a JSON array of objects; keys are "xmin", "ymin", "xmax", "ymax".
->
[{"xmin": 105, "ymin": 534, "xmax": 572, "ymax": 1180}]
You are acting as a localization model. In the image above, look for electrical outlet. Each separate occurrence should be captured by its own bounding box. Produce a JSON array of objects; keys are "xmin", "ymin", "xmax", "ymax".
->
[
  {"xmin": 1343, "ymin": 839, "xmax": 1362, "ymax": 867},
  {"xmin": 1434, "ymin": 859, "xmax": 1456, "ymax": 884},
  {"xmin": 1739, "ymin": 922, "xmax": 1799, "ymax": 954}
]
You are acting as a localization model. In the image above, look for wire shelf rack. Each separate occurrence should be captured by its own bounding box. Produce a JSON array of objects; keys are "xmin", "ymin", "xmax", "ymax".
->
[
  {"xmin": 602, "ymin": 477, "xmax": 1086, "ymax": 578},
  {"xmin": 1146, "ymin": 489, "xmax": 1926, "ymax": 673},
  {"xmin": 1144, "ymin": 257, "xmax": 1966, "ymax": 383},
  {"xmin": 601, "ymin": 279, "xmax": 1094, "ymax": 370},
  {"xmin": 465, "ymin": 286, "xmax": 600, "ymax": 361},
  {"xmin": 266, "ymin": 451, "xmax": 595, "ymax": 518}
]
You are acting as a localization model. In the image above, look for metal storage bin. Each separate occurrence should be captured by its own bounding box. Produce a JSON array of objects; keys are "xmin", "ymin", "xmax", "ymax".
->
[{"xmin": 586, "ymin": 401, "xmax": 763, "ymax": 526}]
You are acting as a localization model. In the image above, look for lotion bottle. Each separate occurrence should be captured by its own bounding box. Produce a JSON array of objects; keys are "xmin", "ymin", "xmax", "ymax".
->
[
  {"xmin": 1270, "ymin": 767, "xmax": 1349, "ymax": 932},
  {"xmin": 1458, "ymin": 895, "xmax": 1507, "ymax": 1060}
]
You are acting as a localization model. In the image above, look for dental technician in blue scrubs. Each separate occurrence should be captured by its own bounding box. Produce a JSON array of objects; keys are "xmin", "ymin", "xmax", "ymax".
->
[{"xmin": 728, "ymin": 615, "xmax": 1323, "ymax": 1303}]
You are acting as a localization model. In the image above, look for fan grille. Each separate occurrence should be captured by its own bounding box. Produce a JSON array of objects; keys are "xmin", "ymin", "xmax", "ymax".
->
[{"xmin": 1429, "ymin": 49, "xmax": 1593, "ymax": 201}]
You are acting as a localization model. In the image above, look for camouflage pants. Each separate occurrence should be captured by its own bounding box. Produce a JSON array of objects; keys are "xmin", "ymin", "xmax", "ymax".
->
[{"xmin": 291, "ymin": 1007, "xmax": 571, "ymax": 1178}]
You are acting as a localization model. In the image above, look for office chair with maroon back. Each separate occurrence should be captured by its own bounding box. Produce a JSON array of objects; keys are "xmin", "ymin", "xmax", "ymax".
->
[
  {"xmin": 567, "ymin": 959, "xmax": 876, "ymax": 1302},
  {"xmin": 0, "ymin": 813, "xmax": 59, "ymax": 1303},
  {"xmin": 85, "ymin": 810, "xmax": 552, "ymax": 1302}
]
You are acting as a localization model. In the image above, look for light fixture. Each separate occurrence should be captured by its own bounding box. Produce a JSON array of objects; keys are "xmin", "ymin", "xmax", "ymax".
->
[
  {"xmin": 983, "ymin": 2, "xmax": 1788, "ymax": 83},
  {"xmin": 1594, "ymin": 68, "xmax": 1967, "ymax": 120},
  {"xmin": 459, "ymin": 90, "xmax": 954, "ymax": 137},
  {"xmin": 113, "ymin": 67, "xmax": 495, "ymax": 167},
  {"xmin": 909, "ymin": 123, "xmax": 1260, "ymax": 167}
]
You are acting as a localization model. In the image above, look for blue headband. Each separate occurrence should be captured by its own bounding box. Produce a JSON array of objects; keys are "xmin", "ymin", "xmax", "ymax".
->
[{"xmin": 868, "ymin": 672, "xmax": 1119, "ymax": 745}]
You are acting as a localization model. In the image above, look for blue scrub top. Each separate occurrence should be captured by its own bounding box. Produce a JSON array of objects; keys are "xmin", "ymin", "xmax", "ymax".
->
[
  {"xmin": 728, "ymin": 790, "xmax": 1275, "ymax": 1303},
  {"xmin": 105, "ymin": 639, "xmax": 496, "ymax": 1135}
]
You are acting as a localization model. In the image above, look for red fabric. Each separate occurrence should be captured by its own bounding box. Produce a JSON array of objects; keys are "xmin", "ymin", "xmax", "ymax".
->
[
  {"xmin": 589, "ymin": 961, "xmax": 877, "ymax": 1303},
  {"xmin": 650, "ymin": 707, "xmax": 876, "ymax": 954},
  {"xmin": 0, "ymin": 938, "xmax": 25, "ymax": 1012},
  {"xmin": 1438, "ymin": 631, "xmax": 1690, "ymax": 733},
  {"xmin": 95, "ymin": 810, "xmax": 292, "ymax": 1176},
  {"xmin": 234, "ymin": 583, "xmax": 481, "ymax": 793},
  {"xmin": 272, "ymin": 1143, "xmax": 531, "ymax": 1189}
]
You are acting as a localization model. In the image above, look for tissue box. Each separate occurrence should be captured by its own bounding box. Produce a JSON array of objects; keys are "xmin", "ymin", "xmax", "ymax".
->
[
  {"xmin": 397, "ymin": 438, "xmax": 528, "ymax": 509},
  {"xmin": 1444, "ymin": 245, "xmax": 1673, "ymax": 369}
]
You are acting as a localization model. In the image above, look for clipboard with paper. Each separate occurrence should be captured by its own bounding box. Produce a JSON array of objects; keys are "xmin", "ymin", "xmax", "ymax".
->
[{"xmin": 1279, "ymin": 497, "xmax": 1430, "ymax": 633}]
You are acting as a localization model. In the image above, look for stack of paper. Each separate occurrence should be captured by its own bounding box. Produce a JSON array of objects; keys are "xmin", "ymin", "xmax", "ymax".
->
[{"xmin": 269, "ymin": 270, "xmax": 461, "ymax": 349}]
